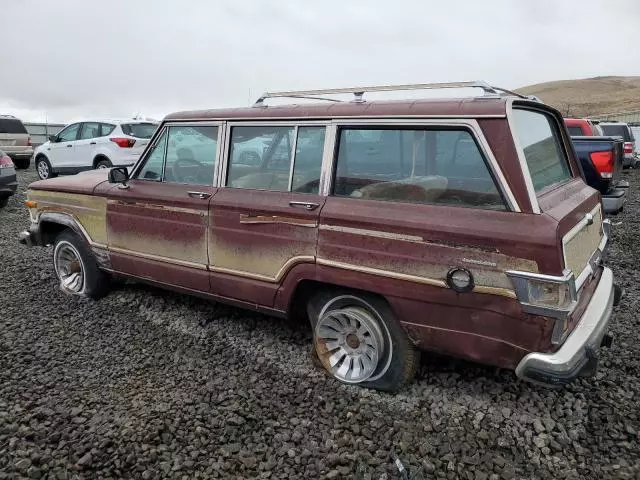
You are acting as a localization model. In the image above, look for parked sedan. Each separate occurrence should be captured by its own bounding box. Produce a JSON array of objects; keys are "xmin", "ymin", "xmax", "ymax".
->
[
  {"xmin": 0, "ymin": 150, "xmax": 17, "ymax": 208},
  {"xmin": 33, "ymin": 119, "xmax": 158, "ymax": 180}
]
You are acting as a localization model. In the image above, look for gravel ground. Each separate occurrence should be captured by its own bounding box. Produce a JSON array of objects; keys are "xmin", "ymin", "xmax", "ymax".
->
[{"xmin": 1, "ymin": 167, "xmax": 639, "ymax": 480}]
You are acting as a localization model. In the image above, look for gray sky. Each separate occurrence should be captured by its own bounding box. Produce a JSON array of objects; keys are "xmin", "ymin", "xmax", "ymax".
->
[{"xmin": 2, "ymin": 0, "xmax": 639, "ymax": 123}]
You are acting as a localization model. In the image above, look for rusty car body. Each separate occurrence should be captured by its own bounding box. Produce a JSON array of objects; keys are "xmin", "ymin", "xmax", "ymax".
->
[{"xmin": 19, "ymin": 81, "xmax": 621, "ymax": 391}]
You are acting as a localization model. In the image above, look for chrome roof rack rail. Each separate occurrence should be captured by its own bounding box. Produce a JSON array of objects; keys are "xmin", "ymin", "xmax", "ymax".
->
[{"xmin": 253, "ymin": 81, "xmax": 529, "ymax": 106}]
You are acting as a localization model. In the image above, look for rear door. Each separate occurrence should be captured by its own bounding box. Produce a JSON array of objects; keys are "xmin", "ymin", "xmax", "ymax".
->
[
  {"xmin": 74, "ymin": 122, "xmax": 102, "ymax": 168},
  {"xmin": 107, "ymin": 123, "xmax": 221, "ymax": 292},
  {"xmin": 208, "ymin": 123, "xmax": 328, "ymax": 305}
]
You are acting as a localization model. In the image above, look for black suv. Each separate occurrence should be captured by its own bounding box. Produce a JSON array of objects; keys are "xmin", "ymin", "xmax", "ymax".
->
[{"xmin": 599, "ymin": 121, "xmax": 637, "ymax": 168}]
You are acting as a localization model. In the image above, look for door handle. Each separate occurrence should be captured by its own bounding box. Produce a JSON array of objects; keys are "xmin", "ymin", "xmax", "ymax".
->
[
  {"xmin": 66, "ymin": 144, "xmax": 73, "ymax": 148},
  {"xmin": 90, "ymin": 142, "xmax": 96, "ymax": 145},
  {"xmin": 289, "ymin": 200, "xmax": 319, "ymax": 211},
  {"xmin": 188, "ymin": 191, "xmax": 211, "ymax": 200}
]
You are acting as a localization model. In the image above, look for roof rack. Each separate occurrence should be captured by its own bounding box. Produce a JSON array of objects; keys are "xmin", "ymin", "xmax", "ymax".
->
[{"xmin": 253, "ymin": 81, "xmax": 531, "ymax": 106}]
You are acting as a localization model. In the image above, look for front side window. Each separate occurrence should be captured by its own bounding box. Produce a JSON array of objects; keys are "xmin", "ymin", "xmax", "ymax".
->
[
  {"xmin": 512, "ymin": 109, "xmax": 571, "ymax": 192},
  {"xmin": 137, "ymin": 130, "xmax": 167, "ymax": 181},
  {"xmin": 227, "ymin": 125, "xmax": 325, "ymax": 194},
  {"xmin": 79, "ymin": 122, "xmax": 101, "ymax": 140},
  {"xmin": 58, "ymin": 123, "xmax": 80, "ymax": 142},
  {"xmin": 333, "ymin": 127, "xmax": 505, "ymax": 210},
  {"xmin": 164, "ymin": 125, "xmax": 218, "ymax": 185}
]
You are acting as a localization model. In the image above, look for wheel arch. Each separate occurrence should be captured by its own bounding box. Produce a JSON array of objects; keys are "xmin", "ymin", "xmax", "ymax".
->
[{"xmin": 92, "ymin": 153, "xmax": 111, "ymax": 168}]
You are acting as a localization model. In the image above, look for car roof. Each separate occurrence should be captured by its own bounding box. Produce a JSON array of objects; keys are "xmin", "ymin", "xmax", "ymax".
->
[{"xmin": 164, "ymin": 97, "xmax": 530, "ymax": 122}]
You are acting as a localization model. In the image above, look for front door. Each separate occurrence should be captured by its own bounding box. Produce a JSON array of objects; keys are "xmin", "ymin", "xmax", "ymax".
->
[
  {"xmin": 209, "ymin": 123, "xmax": 328, "ymax": 305},
  {"xmin": 107, "ymin": 123, "xmax": 221, "ymax": 292},
  {"xmin": 48, "ymin": 122, "xmax": 81, "ymax": 170}
]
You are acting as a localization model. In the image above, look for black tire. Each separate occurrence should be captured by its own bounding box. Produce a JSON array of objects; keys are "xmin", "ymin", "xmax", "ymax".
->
[
  {"xmin": 0, "ymin": 197, "xmax": 8, "ymax": 208},
  {"xmin": 307, "ymin": 290, "xmax": 420, "ymax": 392},
  {"xmin": 95, "ymin": 158, "xmax": 113, "ymax": 169},
  {"xmin": 13, "ymin": 157, "xmax": 30, "ymax": 169},
  {"xmin": 35, "ymin": 155, "xmax": 57, "ymax": 180},
  {"xmin": 53, "ymin": 230, "xmax": 110, "ymax": 299}
]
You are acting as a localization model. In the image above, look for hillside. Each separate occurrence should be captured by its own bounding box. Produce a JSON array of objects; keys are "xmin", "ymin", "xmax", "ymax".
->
[{"xmin": 516, "ymin": 76, "xmax": 640, "ymax": 118}]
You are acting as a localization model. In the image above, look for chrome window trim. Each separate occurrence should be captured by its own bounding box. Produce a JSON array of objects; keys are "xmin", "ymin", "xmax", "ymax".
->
[
  {"xmin": 506, "ymin": 98, "xmax": 541, "ymax": 214},
  {"xmin": 221, "ymin": 121, "xmax": 331, "ymax": 189},
  {"xmin": 328, "ymin": 118, "xmax": 520, "ymax": 212},
  {"xmin": 319, "ymin": 123, "xmax": 338, "ymax": 196},
  {"xmin": 166, "ymin": 114, "xmax": 507, "ymax": 123},
  {"xmin": 287, "ymin": 126, "xmax": 299, "ymax": 192}
]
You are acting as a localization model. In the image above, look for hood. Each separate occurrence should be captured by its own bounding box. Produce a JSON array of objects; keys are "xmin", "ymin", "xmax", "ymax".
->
[{"xmin": 28, "ymin": 169, "xmax": 110, "ymax": 195}]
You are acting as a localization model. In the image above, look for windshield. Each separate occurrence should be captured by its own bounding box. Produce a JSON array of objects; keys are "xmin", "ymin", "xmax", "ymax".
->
[
  {"xmin": 121, "ymin": 123, "xmax": 158, "ymax": 139},
  {"xmin": 0, "ymin": 118, "xmax": 27, "ymax": 134}
]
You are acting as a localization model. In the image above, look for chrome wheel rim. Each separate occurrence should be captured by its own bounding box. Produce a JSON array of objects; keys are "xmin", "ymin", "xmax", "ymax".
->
[
  {"xmin": 54, "ymin": 241, "xmax": 85, "ymax": 294},
  {"xmin": 315, "ymin": 304, "xmax": 386, "ymax": 383},
  {"xmin": 37, "ymin": 161, "xmax": 49, "ymax": 179}
]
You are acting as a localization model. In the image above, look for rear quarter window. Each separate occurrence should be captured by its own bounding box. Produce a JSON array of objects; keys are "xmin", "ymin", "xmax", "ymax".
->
[
  {"xmin": 512, "ymin": 108, "xmax": 572, "ymax": 193},
  {"xmin": 0, "ymin": 119, "xmax": 27, "ymax": 134}
]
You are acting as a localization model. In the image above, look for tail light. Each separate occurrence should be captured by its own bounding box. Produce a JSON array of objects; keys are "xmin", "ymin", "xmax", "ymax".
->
[
  {"xmin": 590, "ymin": 151, "xmax": 615, "ymax": 179},
  {"xmin": 624, "ymin": 142, "xmax": 634, "ymax": 154},
  {"xmin": 0, "ymin": 155, "xmax": 13, "ymax": 168},
  {"xmin": 110, "ymin": 137, "xmax": 136, "ymax": 148},
  {"xmin": 27, "ymin": 136, "xmax": 32, "ymax": 147}
]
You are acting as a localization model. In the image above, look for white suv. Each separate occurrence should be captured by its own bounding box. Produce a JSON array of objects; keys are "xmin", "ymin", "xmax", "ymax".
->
[{"xmin": 33, "ymin": 119, "xmax": 158, "ymax": 180}]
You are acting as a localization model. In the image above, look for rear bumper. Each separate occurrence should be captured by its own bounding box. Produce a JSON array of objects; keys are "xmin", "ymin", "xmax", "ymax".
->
[
  {"xmin": 0, "ymin": 174, "xmax": 18, "ymax": 197},
  {"xmin": 601, "ymin": 188, "xmax": 627, "ymax": 214},
  {"xmin": 6, "ymin": 150, "xmax": 33, "ymax": 159},
  {"xmin": 516, "ymin": 267, "xmax": 620, "ymax": 386}
]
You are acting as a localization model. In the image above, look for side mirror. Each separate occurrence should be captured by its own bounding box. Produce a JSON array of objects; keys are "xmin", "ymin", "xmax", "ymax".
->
[
  {"xmin": 108, "ymin": 166, "xmax": 130, "ymax": 184},
  {"xmin": 48, "ymin": 135, "xmax": 58, "ymax": 143}
]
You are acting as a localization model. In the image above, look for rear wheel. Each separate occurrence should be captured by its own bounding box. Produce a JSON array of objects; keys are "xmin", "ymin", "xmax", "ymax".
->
[
  {"xmin": 53, "ymin": 230, "xmax": 110, "ymax": 299},
  {"xmin": 95, "ymin": 158, "xmax": 112, "ymax": 169},
  {"xmin": 308, "ymin": 291, "xmax": 419, "ymax": 392},
  {"xmin": 13, "ymin": 158, "xmax": 30, "ymax": 169},
  {"xmin": 36, "ymin": 156, "xmax": 57, "ymax": 180}
]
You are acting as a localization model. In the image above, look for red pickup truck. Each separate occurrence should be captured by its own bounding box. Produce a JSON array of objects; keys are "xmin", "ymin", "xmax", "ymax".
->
[{"xmin": 564, "ymin": 118, "xmax": 603, "ymax": 137}]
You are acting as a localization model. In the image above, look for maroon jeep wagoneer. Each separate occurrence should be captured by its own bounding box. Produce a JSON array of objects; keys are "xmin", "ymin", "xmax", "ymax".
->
[{"xmin": 20, "ymin": 81, "xmax": 621, "ymax": 391}]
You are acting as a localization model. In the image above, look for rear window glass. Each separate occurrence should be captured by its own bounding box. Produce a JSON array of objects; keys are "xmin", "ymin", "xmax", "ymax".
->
[
  {"xmin": 0, "ymin": 118, "xmax": 27, "ymax": 134},
  {"xmin": 512, "ymin": 109, "xmax": 572, "ymax": 193},
  {"xmin": 121, "ymin": 123, "xmax": 158, "ymax": 139},
  {"xmin": 600, "ymin": 124, "xmax": 634, "ymax": 142},
  {"xmin": 567, "ymin": 126, "xmax": 584, "ymax": 137}
]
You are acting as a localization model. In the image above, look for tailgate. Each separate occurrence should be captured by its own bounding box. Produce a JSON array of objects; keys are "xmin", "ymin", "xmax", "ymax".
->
[{"xmin": 539, "ymin": 179, "xmax": 604, "ymax": 291}]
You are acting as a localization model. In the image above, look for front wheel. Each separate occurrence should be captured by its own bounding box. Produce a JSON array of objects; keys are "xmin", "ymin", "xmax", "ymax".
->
[
  {"xmin": 36, "ymin": 156, "xmax": 57, "ymax": 180},
  {"xmin": 53, "ymin": 230, "xmax": 110, "ymax": 299},
  {"xmin": 308, "ymin": 291, "xmax": 419, "ymax": 392}
]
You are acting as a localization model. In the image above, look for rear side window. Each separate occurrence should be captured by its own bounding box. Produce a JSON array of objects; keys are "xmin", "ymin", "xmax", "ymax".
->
[
  {"xmin": 121, "ymin": 123, "xmax": 158, "ymax": 139},
  {"xmin": 512, "ymin": 109, "xmax": 571, "ymax": 193},
  {"xmin": 0, "ymin": 118, "xmax": 27, "ymax": 134},
  {"xmin": 100, "ymin": 123, "xmax": 116, "ymax": 136},
  {"xmin": 333, "ymin": 127, "xmax": 505, "ymax": 210},
  {"xmin": 566, "ymin": 126, "xmax": 584, "ymax": 137},
  {"xmin": 227, "ymin": 125, "xmax": 325, "ymax": 194}
]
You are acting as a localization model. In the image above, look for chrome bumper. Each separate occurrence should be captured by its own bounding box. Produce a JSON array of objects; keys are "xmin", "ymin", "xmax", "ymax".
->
[{"xmin": 516, "ymin": 267, "xmax": 618, "ymax": 386}]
